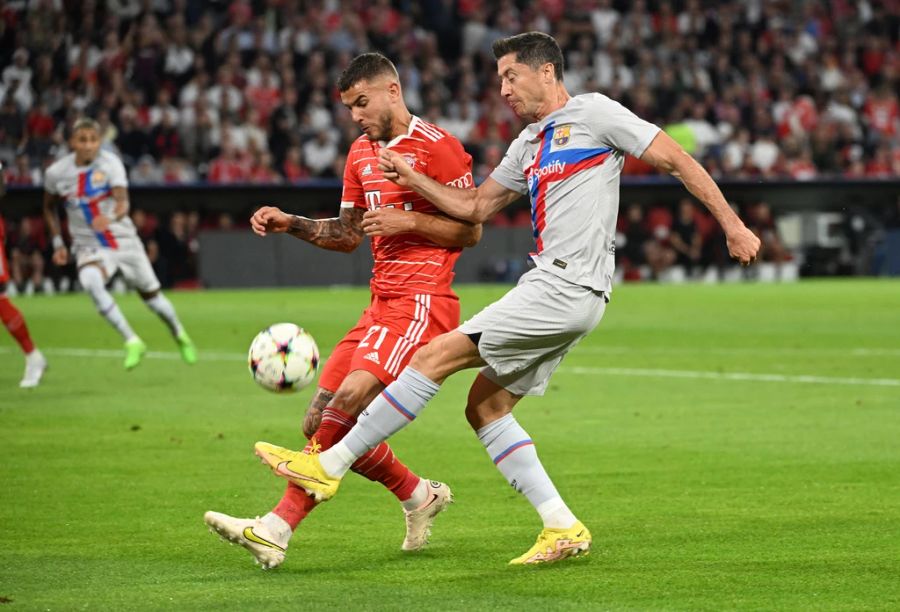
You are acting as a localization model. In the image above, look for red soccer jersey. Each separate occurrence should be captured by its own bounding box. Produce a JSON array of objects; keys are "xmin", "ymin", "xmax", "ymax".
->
[{"xmin": 341, "ymin": 116, "xmax": 474, "ymax": 298}]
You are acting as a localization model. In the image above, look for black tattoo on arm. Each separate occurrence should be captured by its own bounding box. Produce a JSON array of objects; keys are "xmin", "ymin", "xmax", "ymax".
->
[
  {"xmin": 302, "ymin": 388, "xmax": 335, "ymax": 438},
  {"xmin": 288, "ymin": 207, "xmax": 365, "ymax": 252}
]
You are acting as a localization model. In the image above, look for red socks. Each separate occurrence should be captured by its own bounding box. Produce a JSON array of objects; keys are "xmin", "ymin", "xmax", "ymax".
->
[
  {"xmin": 272, "ymin": 406, "xmax": 420, "ymax": 529},
  {"xmin": 0, "ymin": 296, "xmax": 35, "ymax": 354}
]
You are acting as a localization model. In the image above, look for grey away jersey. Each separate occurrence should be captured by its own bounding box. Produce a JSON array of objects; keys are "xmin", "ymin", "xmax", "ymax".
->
[
  {"xmin": 44, "ymin": 150, "xmax": 137, "ymax": 249},
  {"xmin": 490, "ymin": 93, "xmax": 660, "ymax": 293}
]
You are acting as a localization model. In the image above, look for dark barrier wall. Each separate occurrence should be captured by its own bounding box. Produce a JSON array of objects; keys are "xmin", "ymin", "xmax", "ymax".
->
[
  {"xmin": 5, "ymin": 179, "xmax": 898, "ymax": 287},
  {"xmin": 3, "ymin": 178, "xmax": 899, "ymax": 219},
  {"xmin": 198, "ymin": 227, "xmax": 536, "ymax": 288}
]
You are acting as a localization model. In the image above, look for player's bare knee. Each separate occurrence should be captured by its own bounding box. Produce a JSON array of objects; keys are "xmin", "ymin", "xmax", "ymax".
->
[
  {"xmin": 332, "ymin": 372, "xmax": 382, "ymax": 417},
  {"xmin": 408, "ymin": 340, "xmax": 440, "ymax": 372},
  {"xmin": 409, "ymin": 332, "xmax": 473, "ymax": 380}
]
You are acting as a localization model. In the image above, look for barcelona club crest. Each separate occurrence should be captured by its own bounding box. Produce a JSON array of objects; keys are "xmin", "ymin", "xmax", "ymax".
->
[
  {"xmin": 90, "ymin": 170, "xmax": 107, "ymax": 189},
  {"xmin": 553, "ymin": 125, "xmax": 571, "ymax": 147}
]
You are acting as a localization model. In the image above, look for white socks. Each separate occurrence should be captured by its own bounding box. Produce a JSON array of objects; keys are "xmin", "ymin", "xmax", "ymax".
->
[
  {"xmin": 143, "ymin": 293, "xmax": 184, "ymax": 337},
  {"xmin": 79, "ymin": 265, "xmax": 136, "ymax": 341},
  {"xmin": 260, "ymin": 512, "xmax": 292, "ymax": 545},
  {"xmin": 477, "ymin": 413, "xmax": 577, "ymax": 529},
  {"xmin": 321, "ymin": 367, "xmax": 441, "ymax": 478},
  {"xmin": 400, "ymin": 478, "xmax": 428, "ymax": 511}
]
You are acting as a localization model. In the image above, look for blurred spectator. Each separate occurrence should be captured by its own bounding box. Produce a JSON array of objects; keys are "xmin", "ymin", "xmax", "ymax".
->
[
  {"xmin": 116, "ymin": 108, "xmax": 151, "ymax": 167},
  {"xmin": 747, "ymin": 202, "xmax": 791, "ymax": 263},
  {"xmin": 206, "ymin": 66, "xmax": 243, "ymax": 115},
  {"xmin": 150, "ymin": 112, "xmax": 182, "ymax": 160},
  {"xmin": 5, "ymin": 153, "xmax": 41, "ymax": 186},
  {"xmin": 302, "ymin": 130, "xmax": 338, "ymax": 177},
  {"xmin": 248, "ymin": 151, "xmax": 282, "ymax": 184},
  {"xmin": 155, "ymin": 211, "xmax": 195, "ymax": 287},
  {"xmin": 669, "ymin": 199, "xmax": 703, "ymax": 274},
  {"xmin": 282, "ymin": 145, "xmax": 308, "ymax": 182},
  {"xmin": 207, "ymin": 142, "xmax": 248, "ymax": 184},
  {"xmin": 8, "ymin": 217, "xmax": 49, "ymax": 295},
  {"xmin": 130, "ymin": 155, "xmax": 163, "ymax": 185},
  {"xmin": 0, "ymin": 0, "xmax": 889, "ymax": 208},
  {"xmin": 616, "ymin": 203, "xmax": 677, "ymax": 281}
]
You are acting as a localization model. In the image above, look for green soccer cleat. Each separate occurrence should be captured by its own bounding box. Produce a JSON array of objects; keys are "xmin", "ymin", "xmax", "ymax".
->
[
  {"xmin": 176, "ymin": 331, "xmax": 198, "ymax": 364},
  {"xmin": 124, "ymin": 337, "xmax": 147, "ymax": 370}
]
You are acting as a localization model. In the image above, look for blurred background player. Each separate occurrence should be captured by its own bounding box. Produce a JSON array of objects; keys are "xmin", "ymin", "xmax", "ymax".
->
[
  {"xmin": 204, "ymin": 53, "xmax": 481, "ymax": 569},
  {"xmin": 0, "ymin": 163, "xmax": 47, "ymax": 387},
  {"xmin": 255, "ymin": 32, "xmax": 760, "ymax": 565},
  {"xmin": 42, "ymin": 118, "xmax": 196, "ymax": 370}
]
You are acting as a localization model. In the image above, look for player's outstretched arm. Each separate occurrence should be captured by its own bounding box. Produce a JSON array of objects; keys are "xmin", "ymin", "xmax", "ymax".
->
[
  {"xmin": 43, "ymin": 191, "xmax": 68, "ymax": 266},
  {"xmin": 378, "ymin": 149, "xmax": 519, "ymax": 224},
  {"xmin": 639, "ymin": 131, "xmax": 760, "ymax": 265},
  {"xmin": 250, "ymin": 205, "xmax": 365, "ymax": 253},
  {"xmin": 360, "ymin": 207, "xmax": 481, "ymax": 248}
]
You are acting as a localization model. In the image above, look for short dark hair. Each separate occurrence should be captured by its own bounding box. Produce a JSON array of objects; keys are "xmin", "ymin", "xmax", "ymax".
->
[
  {"xmin": 337, "ymin": 53, "xmax": 399, "ymax": 92},
  {"xmin": 492, "ymin": 32, "xmax": 564, "ymax": 82}
]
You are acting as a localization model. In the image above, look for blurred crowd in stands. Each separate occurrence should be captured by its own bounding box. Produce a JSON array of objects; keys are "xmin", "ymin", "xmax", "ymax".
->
[
  {"xmin": 0, "ymin": 0, "xmax": 897, "ymax": 185},
  {"xmin": 1, "ymin": 0, "xmax": 898, "ymax": 292}
]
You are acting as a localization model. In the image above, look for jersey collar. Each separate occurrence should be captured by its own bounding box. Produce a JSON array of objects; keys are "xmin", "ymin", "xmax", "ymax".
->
[{"xmin": 380, "ymin": 115, "xmax": 421, "ymax": 149}]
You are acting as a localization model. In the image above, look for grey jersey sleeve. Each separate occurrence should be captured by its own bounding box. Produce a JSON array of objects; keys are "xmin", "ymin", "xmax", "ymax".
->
[
  {"xmin": 488, "ymin": 135, "xmax": 529, "ymax": 195},
  {"xmin": 587, "ymin": 93, "xmax": 661, "ymax": 158},
  {"xmin": 106, "ymin": 153, "xmax": 129, "ymax": 188},
  {"xmin": 43, "ymin": 164, "xmax": 60, "ymax": 194}
]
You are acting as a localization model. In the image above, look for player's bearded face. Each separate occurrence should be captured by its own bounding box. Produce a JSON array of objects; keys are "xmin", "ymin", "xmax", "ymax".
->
[
  {"xmin": 341, "ymin": 78, "xmax": 400, "ymax": 142},
  {"xmin": 367, "ymin": 109, "xmax": 394, "ymax": 142},
  {"xmin": 72, "ymin": 128, "xmax": 101, "ymax": 164}
]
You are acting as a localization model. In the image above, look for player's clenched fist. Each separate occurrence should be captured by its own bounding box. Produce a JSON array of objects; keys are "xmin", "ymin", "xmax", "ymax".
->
[
  {"xmin": 251, "ymin": 206, "xmax": 291, "ymax": 236},
  {"xmin": 91, "ymin": 214, "xmax": 111, "ymax": 232},
  {"xmin": 377, "ymin": 149, "xmax": 415, "ymax": 186},
  {"xmin": 52, "ymin": 246, "xmax": 68, "ymax": 266},
  {"xmin": 726, "ymin": 225, "xmax": 762, "ymax": 266},
  {"xmin": 362, "ymin": 207, "xmax": 413, "ymax": 237}
]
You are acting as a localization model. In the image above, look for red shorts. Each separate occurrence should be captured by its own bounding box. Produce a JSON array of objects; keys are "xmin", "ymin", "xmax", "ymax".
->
[{"xmin": 319, "ymin": 293, "xmax": 460, "ymax": 392}]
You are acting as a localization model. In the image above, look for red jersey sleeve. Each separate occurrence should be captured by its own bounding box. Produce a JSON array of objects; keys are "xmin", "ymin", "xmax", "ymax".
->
[
  {"xmin": 340, "ymin": 146, "xmax": 366, "ymax": 210},
  {"xmin": 426, "ymin": 136, "xmax": 474, "ymax": 190}
]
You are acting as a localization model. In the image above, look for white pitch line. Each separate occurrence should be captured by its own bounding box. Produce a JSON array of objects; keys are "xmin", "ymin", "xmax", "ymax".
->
[
  {"xmin": 576, "ymin": 345, "xmax": 900, "ymax": 358},
  {"xmin": 0, "ymin": 346, "xmax": 247, "ymax": 362},
  {"xmin": 561, "ymin": 366, "xmax": 900, "ymax": 388},
  {"xmin": 2, "ymin": 346, "xmax": 897, "ymax": 388}
]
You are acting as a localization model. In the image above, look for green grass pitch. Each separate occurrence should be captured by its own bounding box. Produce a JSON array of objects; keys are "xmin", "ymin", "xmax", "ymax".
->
[{"xmin": 2, "ymin": 280, "xmax": 899, "ymax": 610}]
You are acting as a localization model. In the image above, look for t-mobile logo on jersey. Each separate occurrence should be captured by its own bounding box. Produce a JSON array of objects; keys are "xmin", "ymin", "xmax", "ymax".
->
[
  {"xmin": 364, "ymin": 190, "xmax": 381, "ymax": 210},
  {"xmin": 526, "ymin": 160, "xmax": 566, "ymax": 190}
]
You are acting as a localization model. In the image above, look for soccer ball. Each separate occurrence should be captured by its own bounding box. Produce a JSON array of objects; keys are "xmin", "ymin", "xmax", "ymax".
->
[{"xmin": 248, "ymin": 323, "xmax": 320, "ymax": 393}]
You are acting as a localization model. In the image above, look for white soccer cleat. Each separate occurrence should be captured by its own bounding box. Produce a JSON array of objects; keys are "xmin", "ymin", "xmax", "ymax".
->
[
  {"xmin": 19, "ymin": 349, "xmax": 47, "ymax": 388},
  {"xmin": 402, "ymin": 480, "xmax": 453, "ymax": 551},
  {"xmin": 204, "ymin": 511, "xmax": 287, "ymax": 569}
]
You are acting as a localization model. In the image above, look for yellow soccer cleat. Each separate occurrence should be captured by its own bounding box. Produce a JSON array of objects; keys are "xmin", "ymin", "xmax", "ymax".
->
[
  {"xmin": 254, "ymin": 441, "xmax": 341, "ymax": 502},
  {"xmin": 508, "ymin": 521, "xmax": 592, "ymax": 565}
]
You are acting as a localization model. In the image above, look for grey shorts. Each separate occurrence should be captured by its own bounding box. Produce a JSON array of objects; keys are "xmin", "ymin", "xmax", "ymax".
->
[
  {"xmin": 458, "ymin": 267, "xmax": 607, "ymax": 396},
  {"xmin": 75, "ymin": 241, "xmax": 161, "ymax": 293}
]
